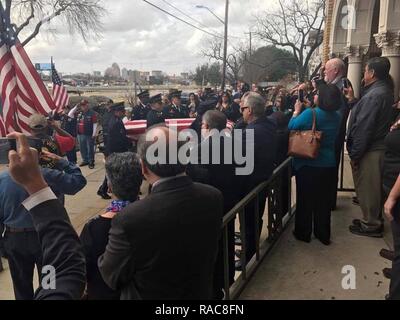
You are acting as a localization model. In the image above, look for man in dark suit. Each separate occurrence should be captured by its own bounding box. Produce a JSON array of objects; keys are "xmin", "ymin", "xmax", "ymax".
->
[
  {"xmin": 147, "ymin": 94, "xmax": 165, "ymax": 128},
  {"xmin": 236, "ymin": 92, "xmax": 277, "ymax": 270},
  {"xmin": 187, "ymin": 110, "xmax": 240, "ymax": 299},
  {"xmin": 132, "ymin": 90, "xmax": 151, "ymax": 120},
  {"xmin": 163, "ymin": 90, "xmax": 190, "ymax": 119},
  {"xmin": 98, "ymin": 127, "xmax": 223, "ymax": 300}
]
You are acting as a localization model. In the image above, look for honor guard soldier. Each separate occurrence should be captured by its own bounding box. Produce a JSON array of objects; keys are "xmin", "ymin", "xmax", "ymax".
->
[
  {"xmin": 107, "ymin": 102, "xmax": 132, "ymax": 156},
  {"xmin": 147, "ymin": 94, "xmax": 166, "ymax": 128},
  {"xmin": 132, "ymin": 90, "xmax": 151, "ymax": 120},
  {"xmin": 163, "ymin": 90, "xmax": 190, "ymax": 119}
]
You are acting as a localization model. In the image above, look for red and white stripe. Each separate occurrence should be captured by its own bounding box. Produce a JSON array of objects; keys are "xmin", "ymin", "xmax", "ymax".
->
[
  {"xmin": 165, "ymin": 118, "xmax": 196, "ymax": 131},
  {"xmin": 123, "ymin": 118, "xmax": 235, "ymax": 141},
  {"xmin": 53, "ymin": 84, "xmax": 69, "ymax": 113},
  {"xmin": 0, "ymin": 115, "xmax": 6, "ymax": 137},
  {"xmin": 0, "ymin": 41, "xmax": 56, "ymax": 137},
  {"xmin": 11, "ymin": 43, "xmax": 56, "ymax": 115},
  {"xmin": 0, "ymin": 43, "xmax": 17, "ymax": 134},
  {"xmin": 124, "ymin": 120, "xmax": 147, "ymax": 141}
]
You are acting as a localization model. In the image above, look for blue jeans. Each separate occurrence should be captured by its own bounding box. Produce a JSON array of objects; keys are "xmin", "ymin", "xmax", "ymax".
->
[{"xmin": 78, "ymin": 135, "xmax": 95, "ymax": 164}]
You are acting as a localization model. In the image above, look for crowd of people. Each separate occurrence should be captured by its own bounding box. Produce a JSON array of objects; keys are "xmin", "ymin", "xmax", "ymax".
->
[{"xmin": 0, "ymin": 56, "xmax": 400, "ymax": 301}]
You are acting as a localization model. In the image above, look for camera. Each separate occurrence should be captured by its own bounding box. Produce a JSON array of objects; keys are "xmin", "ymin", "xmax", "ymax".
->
[{"xmin": 0, "ymin": 138, "xmax": 43, "ymax": 165}]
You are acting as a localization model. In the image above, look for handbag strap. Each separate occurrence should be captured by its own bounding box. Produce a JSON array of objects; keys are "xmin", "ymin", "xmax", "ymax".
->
[{"xmin": 311, "ymin": 108, "xmax": 317, "ymax": 134}]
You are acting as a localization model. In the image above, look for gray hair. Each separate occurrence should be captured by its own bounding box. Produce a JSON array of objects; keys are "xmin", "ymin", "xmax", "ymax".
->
[
  {"xmin": 203, "ymin": 110, "xmax": 227, "ymax": 131},
  {"xmin": 330, "ymin": 58, "xmax": 346, "ymax": 76},
  {"xmin": 105, "ymin": 152, "xmax": 143, "ymax": 202},
  {"xmin": 243, "ymin": 92, "xmax": 266, "ymax": 118}
]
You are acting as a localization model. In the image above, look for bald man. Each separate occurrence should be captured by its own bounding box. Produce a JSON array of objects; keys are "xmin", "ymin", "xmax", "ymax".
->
[
  {"xmin": 324, "ymin": 58, "xmax": 346, "ymax": 85},
  {"xmin": 98, "ymin": 127, "xmax": 224, "ymax": 300}
]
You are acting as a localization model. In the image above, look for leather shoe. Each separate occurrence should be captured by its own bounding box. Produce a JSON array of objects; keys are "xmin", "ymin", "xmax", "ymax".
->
[
  {"xmin": 380, "ymin": 249, "xmax": 395, "ymax": 262},
  {"xmin": 97, "ymin": 190, "xmax": 111, "ymax": 200},
  {"xmin": 79, "ymin": 162, "xmax": 89, "ymax": 167},
  {"xmin": 352, "ymin": 219, "xmax": 362, "ymax": 227},
  {"xmin": 89, "ymin": 163, "xmax": 95, "ymax": 169},
  {"xmin": 383, "ymin": 268, "xmax": 392, "ymax": 280},
  {"xmin": 349, "ymin": 224, "xmax": 383, "ymax": 238},
  {"xmin": 235, "ymin": 233, "xmax": 242, "ymax": 246},
  {"xmin": 235, "ymin": 260, "xmax": 243, "ymax": 271}
]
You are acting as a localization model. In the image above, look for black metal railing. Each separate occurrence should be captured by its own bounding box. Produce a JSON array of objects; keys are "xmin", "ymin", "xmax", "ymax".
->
[
  {"xmin": 221, "ymin": 158, "xmax": 296, "ymax": 300},
  {"xmin": 338, "ymin": 145, "xmax": 355, "ymax": 192}
]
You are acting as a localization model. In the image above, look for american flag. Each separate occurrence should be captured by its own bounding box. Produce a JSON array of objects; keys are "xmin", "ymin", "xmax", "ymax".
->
[
  {"xmin": 124, "ymin": 118, "xmax": 235, "ymax": 141},
  {"xmin": 0, "ymin": 11, "xmax": 56, "ymax": 136},
  {"xmin": 52, "ymin": 61, "xmax": 69, "ymax": 113}
]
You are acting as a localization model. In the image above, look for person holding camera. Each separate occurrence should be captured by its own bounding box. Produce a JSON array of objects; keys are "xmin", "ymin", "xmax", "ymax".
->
[
  {"xmin": 0, "ymin": 140, "xmax": 86, "ymax": 300},
  {"xmin": 5, "ymin": 132, "xmax": 86, "ymax": 300}
]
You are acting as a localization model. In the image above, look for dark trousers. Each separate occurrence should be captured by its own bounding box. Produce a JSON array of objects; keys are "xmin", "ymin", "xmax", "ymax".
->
[
  {"xmin": 213, "ymin": 220, "xmax": 235, "ymax": 299},
  {"xmin": 99, "ymin": 176, "xmax": 109, "ymax": 194},
  {"xmin": 3, "ymin": 231, "xmax": 43, "ymax": 300},
  {"xmin": 244, "ymin": 188, "xmax": 267, "ymax": 261},
  {"xmin": 389, "ymin": 212, "xmax": 400, "ymax": 300},
  {"xmin": 295, "ymin": 166, "xmax": 336, "ymax": 242},
  {"xmin": 66, "ymin": 146, "xmax": 77, "ymax": 164}
]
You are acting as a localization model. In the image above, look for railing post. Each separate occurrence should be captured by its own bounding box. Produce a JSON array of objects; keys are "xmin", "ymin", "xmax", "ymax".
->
[
  {"xmin": 255, "ymin": 194, "xmax": 260, "ymax": 261},
  {"xmin": 222, "ymin": 226, "xmax": 230, "ymax": 300},
  {"xmin": 288, "ymin": 162, "xmax": 292, "ymax": 216},
  {"xmin": 239, "ymin": 208, "xmax": 247, "ymax": 280}
]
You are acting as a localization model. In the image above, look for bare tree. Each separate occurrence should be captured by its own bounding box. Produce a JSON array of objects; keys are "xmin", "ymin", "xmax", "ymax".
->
[
  {"xmin": 0, "ymin": 0, "xmax": 106, "ymax": 46},
  {"xmin": 256, "ymin": 0, "xmax": 325, "ymax": 81},
  {"xmin": 202, "ymin": 39, "xmax": 247, "ymax": 84}
]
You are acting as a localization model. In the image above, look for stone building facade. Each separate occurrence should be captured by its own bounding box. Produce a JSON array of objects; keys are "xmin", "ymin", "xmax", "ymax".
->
[{"xmin": 329, "ymin": 0, "xmax": 400, "ymax": 99}]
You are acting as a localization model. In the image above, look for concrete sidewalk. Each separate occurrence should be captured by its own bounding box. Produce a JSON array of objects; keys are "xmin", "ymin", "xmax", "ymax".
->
[{"xmin": 240, "ymin": 194, "xmax": 392, "ymax": 300}]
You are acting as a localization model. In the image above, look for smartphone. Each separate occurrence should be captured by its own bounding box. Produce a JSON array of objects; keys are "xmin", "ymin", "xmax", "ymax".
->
[
  {"xmin": 342, "ymin": 78, "xmax": 349, "ymax": 89},
  {"xmin": 0, "ymin": 137, "xmax": 43, "ymax": 165},
  {"xmin": 299, "ymin": 89, "xmax": 305, "ymax": 103}
]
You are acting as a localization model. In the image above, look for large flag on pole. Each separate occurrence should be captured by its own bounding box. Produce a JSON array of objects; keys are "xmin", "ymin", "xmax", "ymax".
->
[
  {"xmin": 0, "ymin": 8, "xmax": 56, "ymax": 136},
  {"xmin": 52, "ymin": 59, "xmax": 69, "ymax": 113}
]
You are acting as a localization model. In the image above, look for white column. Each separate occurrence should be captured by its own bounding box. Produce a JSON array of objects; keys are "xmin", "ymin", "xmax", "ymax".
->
[
  {"xmin": 345, "ymin": 46, "xmax": 368, "ymax": 99},
  {"xmin": 375, "ymin": 31, "xmax": 400, "ymax": 100}
]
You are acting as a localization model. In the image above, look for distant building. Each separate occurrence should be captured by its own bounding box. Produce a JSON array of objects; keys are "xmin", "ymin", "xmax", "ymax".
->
[
  {"xmin": 140, "ymin": 71, "xmax": 150, "ymax": 83},
  {"xmin": 121, "ymin": 68, "xmax": 128, "ymax": 80},
  {"xmin": 181, "ymin": 72, "xmax": 189, "ymax": 80},
  {"xmin": 151, "ymin": 70, "xmax": 163, "ymax": 77},
  {"xmin": 93, "ymin": 71, "xmax": 102, "ymax": 77}
]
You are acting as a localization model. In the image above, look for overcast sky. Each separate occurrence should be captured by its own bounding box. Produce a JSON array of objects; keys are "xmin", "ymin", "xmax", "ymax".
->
[{"xmin": 22, "ymin": 0, "xmax": 271, "ymax": 75}]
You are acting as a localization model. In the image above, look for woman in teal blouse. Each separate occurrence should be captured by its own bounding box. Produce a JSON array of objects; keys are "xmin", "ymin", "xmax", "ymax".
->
[{"xmin": 289, "ymin": 84, "xmax": 342, "ymax": 245}]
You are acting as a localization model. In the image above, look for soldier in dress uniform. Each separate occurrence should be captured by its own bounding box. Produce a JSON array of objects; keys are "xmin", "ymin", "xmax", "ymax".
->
[
  {"xmin": 107, "ymin": 102, "xmax": 132, "ymax": 156},
  {"xmin": 132, "ymin": 90, "xmax": 151, "ymax": 120},
  {"xmin": 163, "ymin": 90, "xmax": 190, "ymax": 119},
  {"xmin": 147, "ymin": 94, "xmax": 166, "ymax": 128}
]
